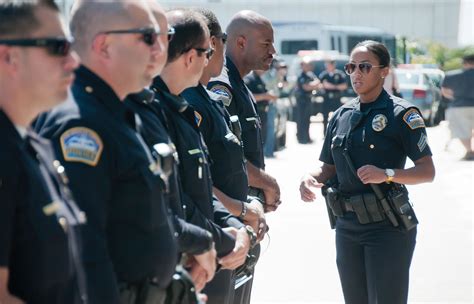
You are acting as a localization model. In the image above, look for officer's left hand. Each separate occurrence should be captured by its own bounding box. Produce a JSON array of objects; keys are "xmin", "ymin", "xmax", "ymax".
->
[
  {"xmin": 188, "ymin": 262, "xmax": 209, "ymax": 292},
  {"xmin": 263, "ymin": 177, "xmax": 281, "ymax": 212},
  {"xmin": 244, "ymin": 200, "xmax": 267, "ymax": 242},
  {"xmin": 357, "ymin": 165, "xmax": 386, "ymax": 184},
  {"xmin": 219, "ymin": 227, "xmax": 250, "ymax": 270}
]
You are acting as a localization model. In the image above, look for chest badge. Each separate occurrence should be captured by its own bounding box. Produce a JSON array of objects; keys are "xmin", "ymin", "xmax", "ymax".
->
[{"xmin": 372, "ymin": 114, "xmax": 388, "ymax": 132}]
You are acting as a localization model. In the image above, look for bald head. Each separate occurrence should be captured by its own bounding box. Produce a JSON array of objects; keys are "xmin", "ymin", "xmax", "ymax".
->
[
  {"xmin": 225, "ymin": 10, "xmax": 275, "ymax": 75},
  {"xmin": 226, "ymin": 10, "xmax": 272, "ymax": 40},
  {"xmin": 70, "ymin": 0, "xmax": 156, "ymax": 57}
]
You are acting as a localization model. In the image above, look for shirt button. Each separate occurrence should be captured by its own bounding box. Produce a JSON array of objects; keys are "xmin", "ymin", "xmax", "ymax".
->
[{"xmin": 85, "ymin": 86, "xmax": 93, "ymax": 93}]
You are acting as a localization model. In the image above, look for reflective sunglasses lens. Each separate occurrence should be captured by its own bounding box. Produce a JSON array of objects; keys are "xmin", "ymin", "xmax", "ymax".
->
[
  {"xmin": 359, "ymin": 63, "xmax": 372, "ymax": 74},
  {"xmin": 344, "ymin": 63, "xmax": 355, "ymax": 75}
]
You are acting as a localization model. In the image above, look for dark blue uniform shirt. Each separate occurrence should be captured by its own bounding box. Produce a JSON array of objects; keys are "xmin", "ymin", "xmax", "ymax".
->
[
  {"xmin": 150, "ymin": 77, "xmax": 240, "ymax": 257},
  {"xmin": 208, "ymin": 57, "xmax": 265, "ymax": 170},
  {"xmin": 126, "ymin": 91, "xmax": 215, "ymax": 256},
  {"xmin": 319, "ymin": 69, "xmax": 346, "ymax": 93},
  {"xmin": 182, "ymin": 85, "xmax": 248, "ymax": 202},
  {"xmin": 320, "ymin": 90, "xmax": 432, "ymax": 194},
  {"xmin": 34, "ymin": 66, "xmax": 178, "ymax": 302},
  {"xmin": 296, "ymin": 71, "xmax": 317, "ymax": 97},
  {"xmin": 0, "ymin": 110, "xmax": 85, "ymax": 304}
]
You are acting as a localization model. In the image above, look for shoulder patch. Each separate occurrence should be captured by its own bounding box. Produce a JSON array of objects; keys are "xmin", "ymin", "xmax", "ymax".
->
[
  {"xmin": 194, "ymin": 111, "xmax": 203, "ymax": 127},
  {"xmin": 60, "ymin": 127, "xmax": 103, "ymax": 166},
  {"xmin": 403, "ymin": 108, "xmax": 425, "ymax": 130},
  {"xmin": 209, "ymin": 84, "xmax": 233, "ymax": 107}
]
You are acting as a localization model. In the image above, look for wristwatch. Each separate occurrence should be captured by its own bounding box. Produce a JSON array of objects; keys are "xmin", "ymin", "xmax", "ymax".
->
[
  {"xmin": 385, "ymin": 168, "xmax": 395, "ymax": 183},
  {"xmin": 244, "ymin": 225, "xmax": 257, "ymax": 248},
  {"xmin": 239, "ymin": 201, "xmax": 248, "ymax": 220}
]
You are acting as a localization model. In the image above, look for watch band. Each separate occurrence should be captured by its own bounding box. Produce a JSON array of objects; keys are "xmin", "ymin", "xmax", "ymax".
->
[{"xmin": 239, "ymin": 201, "xmax": 247, "ymax": 220}]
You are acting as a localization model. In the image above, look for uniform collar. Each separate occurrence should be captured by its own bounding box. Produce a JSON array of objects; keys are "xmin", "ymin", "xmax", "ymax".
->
[
  {"xmin": 152, "ymin": 76, "xmax": 189, "ymax": 113},
  {"xmin": 342, "ymin": 89, "xmax": 390, "ymax": 112},
  {"xmin": 74, "ymin": 65, "xmax": 133, "ymax": 124},
  {"xmin": 0, "ymin": 110, "xmax": 23, "ymax": 143},
  {"xmin": 226, "ymin": 56, "xmax": 244, "ymax": 85}
]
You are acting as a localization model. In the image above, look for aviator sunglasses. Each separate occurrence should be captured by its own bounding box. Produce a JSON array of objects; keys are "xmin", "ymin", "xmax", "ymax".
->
[
  {"xmin": 0, "ymin": 37, "xmax": 73, "ymax": 57},
  {"xmin": 344, "ymin": 62, "xmax": 385, "ymax": 75},
  {"xmin": 101, "ymin": 26, "xmax": 176, "ymax": 46}
]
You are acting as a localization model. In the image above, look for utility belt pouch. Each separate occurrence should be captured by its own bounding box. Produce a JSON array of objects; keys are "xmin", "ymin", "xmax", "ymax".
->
[
  {"xmin": 362, "ymin": 193, "xmax": 385, "ymax": 222},
  {"xmin": 325, "ymin": 187, "xmax": 344, "ymax": 217},
  {"xmin": 350, "ymin": 195, "xmax": 371, "ymax": 224},
  {"xmin": 387, "ymin": 185, "xmax": 418, "ymax": 231}
]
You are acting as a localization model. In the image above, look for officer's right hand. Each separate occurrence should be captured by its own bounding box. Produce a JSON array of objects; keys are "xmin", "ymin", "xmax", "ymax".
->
[
  {"xmin": 299, "ymin": 174, "xmax": 323, "ymax": 202},
  {"xmin": 193, "ymin": 245, "xmax": 217, "ymax": 283},
  {"xmin": 219, "ymin": 227, "xmax": 250, "ymax": 270}
]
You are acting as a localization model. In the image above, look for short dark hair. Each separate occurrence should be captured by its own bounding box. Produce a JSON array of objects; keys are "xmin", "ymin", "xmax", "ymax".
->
[
  {"xmin": 462, "ymin": 54, "xmax": 474, "ymax": 65},
  {"xmin": 0, "ymin": 0, "xmax": 59, "ymax": 38},
  {"xmin": 192, "ymin": 8, "xmax": 222, "ymax": 37},
  {"xmin": 166, "ymin": 9, "xmax": 209, "ymax": 63},
  {"xmin": 351, "ymin": 40, "xmax": 391, "ymax": 67}
]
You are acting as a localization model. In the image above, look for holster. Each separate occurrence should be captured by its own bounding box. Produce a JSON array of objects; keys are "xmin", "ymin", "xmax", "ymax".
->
[
  {"xmin": 387, "ymin": 184, "xmax": 418, "ymax": 231},
  {"xmin": 165, "ymin": 265, "xmax": 198, "ymax": 304},
  {"xmin": 119, "ymin": 278, "xmax": 167, "ymax": 304}
]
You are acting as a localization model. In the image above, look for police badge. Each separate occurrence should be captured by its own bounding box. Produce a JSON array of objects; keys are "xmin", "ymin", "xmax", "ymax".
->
[{"xmin": 372, "ymin": 114, "xmax": 388, "ymax": 132}]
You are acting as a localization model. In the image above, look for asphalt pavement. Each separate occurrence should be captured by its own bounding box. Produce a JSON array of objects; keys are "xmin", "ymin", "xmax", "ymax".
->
[{"xmin": 251, "ymin": 120, "xmax": 473, "ymax": 304}]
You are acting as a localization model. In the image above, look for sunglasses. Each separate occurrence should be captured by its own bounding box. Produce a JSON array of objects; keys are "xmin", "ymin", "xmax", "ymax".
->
[
  {"xmin": 215, "ymin": 32, "xmax": 227, "ymax": 44},
  {"xmin": 0, "ymin": 37, "xmax": 73, "ymax": 57},
  {"xmin": 344, "ymin": 62, "xmax": 385, "ymax": 75},
  {"xmin": 102, "ymin": 26, "xmax": 174, "ymax": 46},
  {"xmin": 193, "ymin": 47, "xmax": 215, "ymax": 59}
]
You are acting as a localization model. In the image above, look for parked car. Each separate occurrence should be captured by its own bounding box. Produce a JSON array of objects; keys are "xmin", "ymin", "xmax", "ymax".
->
[{"xmin": 394, "ymin": 68, "xmax": 443, "ymax": 126}]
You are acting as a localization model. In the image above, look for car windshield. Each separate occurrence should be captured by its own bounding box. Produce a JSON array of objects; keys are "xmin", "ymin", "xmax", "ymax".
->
[{"xmin": 396, "ymin": 71, "xmax": 420, "ymax": 85}]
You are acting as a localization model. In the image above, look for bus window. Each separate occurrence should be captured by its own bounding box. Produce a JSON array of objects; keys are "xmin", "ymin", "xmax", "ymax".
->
[
  {"xmin": 331, "ymin": 36, "xmax": 335, "ymax": 50},
  {"xmin": 281, "ymin": 40, "xmax": 318, "ymax": 54},
  {"xmin": 338, "ymin": 36, "xmax": 342, "ymax": 53}
]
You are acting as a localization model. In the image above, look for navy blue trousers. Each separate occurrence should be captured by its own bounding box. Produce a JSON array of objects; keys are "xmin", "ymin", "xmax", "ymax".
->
[{"xmin": 336, "ymin": 213, "xmax": 417, "ymax": 304}]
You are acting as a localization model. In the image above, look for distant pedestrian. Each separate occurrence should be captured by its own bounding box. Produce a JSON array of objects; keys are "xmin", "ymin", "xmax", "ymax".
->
[
  {"xmin": 441, "ymin": 54, "xmax": 474, "ymax": 160},
  {"xmin": 295, "ymin": 58, "xmax": 321, "ymax": 144},
  {"xmin": 319, "ymin": 60, "xmax": 347, "ymax": 135}
]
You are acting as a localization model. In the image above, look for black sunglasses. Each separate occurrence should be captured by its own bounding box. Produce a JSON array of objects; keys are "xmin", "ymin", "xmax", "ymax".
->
[
  {"xmin": 102, "ymin": 26, "xmax": 174, "ymax": 46},
  {"xmin": 0, "ymin": 37, "xmax": 73, "ymax": 57},
  {"xmin": 186, "ymin": 47, "xmax": 214, "ymax": 60},
  {"xmin": 167, "ymin": 26, "xmax": 175, "ymax": 42},
  {"xmin": 215, "ymin": 32, "xmax": 227, "ymax": 44},
  {"xmin": 344, "ymin": 62, "xmax": 385, "ymax": 75}
]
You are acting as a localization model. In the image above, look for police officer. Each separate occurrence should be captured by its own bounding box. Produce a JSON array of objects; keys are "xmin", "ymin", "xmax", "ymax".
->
[
  {"xmin": 125, "ymin": 4, "xmax": 218, "ymax": 299},
  {"xmin": 34, "ymin": 1, "xmax": 178, "ymax": 303},
  {"xmin": 182, "ymin": 8, "xmax": 266, "ymax": 304},
  {"xmin": 133, "ymin": 9, "xmax": 251, "ymax": 301},
  {"xmin": 0, "ymin": 1, "xmax": 87, "ymax": 303},
  {"xmin": 295, "ymin": 58, "xmax": 321, "ymax": 144},
  {"xmin": 300, "ymin": 40, "xmax": 435, "ymax": 304},
  {"xmin": 244, "ymin": 70, "xmax": 278, "ymax": 149},
  {"xmin": 319, "ymin": 59, "xmax": 347, "ymax": 135},
  {"xmin": 208, "ymin": 10, "xmax": 280, "ymax": 304}
]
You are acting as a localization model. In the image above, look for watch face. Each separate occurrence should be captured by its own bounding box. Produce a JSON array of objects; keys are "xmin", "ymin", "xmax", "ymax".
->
[{"xmin": 386, "ymin": 169, "xmax": 395, "ymax": 177}]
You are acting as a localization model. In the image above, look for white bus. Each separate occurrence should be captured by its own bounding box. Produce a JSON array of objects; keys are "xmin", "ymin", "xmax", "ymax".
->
[{"xmin": 273, "ymin": 22, "xmax": 397, "ymax": 64}]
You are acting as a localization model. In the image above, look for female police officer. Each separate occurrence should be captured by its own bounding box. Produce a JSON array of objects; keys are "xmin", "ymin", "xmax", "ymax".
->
[{"xmin": 299, "ymin": 40, "xmax": 435, "ymax": 304}]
